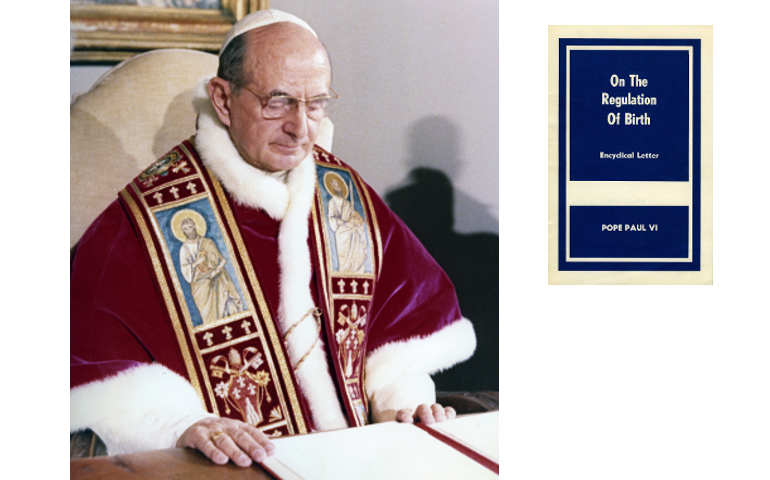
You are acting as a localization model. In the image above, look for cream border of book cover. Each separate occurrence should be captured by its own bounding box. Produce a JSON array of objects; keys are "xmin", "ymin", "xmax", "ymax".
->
[{"xmin": 548, "ymin": 25, "xmax": 713, "ymax": 285}]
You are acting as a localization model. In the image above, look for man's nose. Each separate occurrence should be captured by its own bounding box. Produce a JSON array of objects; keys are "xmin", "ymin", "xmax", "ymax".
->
[{"xmin": 282, "ymin": 103, "xmax": 309, "ymax": 139}]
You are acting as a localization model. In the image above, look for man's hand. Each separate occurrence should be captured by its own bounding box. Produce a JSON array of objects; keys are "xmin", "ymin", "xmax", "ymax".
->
[
  {"xmin": 395, "ymin": 403, "xmax": 456, "ymax": 425},
  {"xmin": 176, "ymin": 417, "xmax": 275, "ymax": 467}
]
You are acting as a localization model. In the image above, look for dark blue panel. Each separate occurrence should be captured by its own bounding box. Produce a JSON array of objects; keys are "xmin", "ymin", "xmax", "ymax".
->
[
  {"xmin": 569, "ymin": 206, "xmax": 688, "ymax": 258},
  {"xmin": 558, "ymin": 38, "xmax": 701, "ymax": 271},
  {"xmin": 569, "ymin": 49, "xmax": 689, "ymax": 181}
]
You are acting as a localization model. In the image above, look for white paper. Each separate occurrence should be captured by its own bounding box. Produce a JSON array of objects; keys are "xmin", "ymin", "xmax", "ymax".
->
[{"xmin": 261, "ymin": 414, "xmax": 498, "ymax": 479}]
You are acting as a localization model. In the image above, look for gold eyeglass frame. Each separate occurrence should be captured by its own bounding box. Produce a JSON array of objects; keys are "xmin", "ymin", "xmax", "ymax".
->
[{"xmin": 237, "ymin": 84, "xmax": 339, "ymax": 120}]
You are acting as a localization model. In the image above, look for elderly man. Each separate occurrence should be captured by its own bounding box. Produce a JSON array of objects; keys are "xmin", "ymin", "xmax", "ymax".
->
[{"xmin": 71, "ymin": 10, "xmax": 475, "ymax": 468}]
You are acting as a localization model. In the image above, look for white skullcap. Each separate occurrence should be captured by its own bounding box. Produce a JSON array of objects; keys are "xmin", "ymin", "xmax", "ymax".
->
[{"xmin": 220, "ymin": 9, "xmax": 317, "ymax": 54}]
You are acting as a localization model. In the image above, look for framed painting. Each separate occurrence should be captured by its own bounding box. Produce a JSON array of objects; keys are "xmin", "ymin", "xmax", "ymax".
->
[{"xmin": 71, "ymin": 0, "xmax": 269, "ymax": 63}]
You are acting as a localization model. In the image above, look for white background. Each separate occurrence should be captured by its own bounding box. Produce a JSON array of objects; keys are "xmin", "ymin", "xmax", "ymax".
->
[
  {"xmin": 501, "ymin": 2, "xmax": 770, "ymax": 479},
  {"xmin": 4, "ymin": 1, "xmax": 768, "ymax": 478}
]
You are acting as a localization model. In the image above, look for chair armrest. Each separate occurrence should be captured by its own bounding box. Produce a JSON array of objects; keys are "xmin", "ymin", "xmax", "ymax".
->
[
  {"xmin": 436, "ymin": 391, "xmax": 499, "ymax": 414},
  {"xmin": 70, "ymin": 429, "xmax": 107, "ymax": 458}
]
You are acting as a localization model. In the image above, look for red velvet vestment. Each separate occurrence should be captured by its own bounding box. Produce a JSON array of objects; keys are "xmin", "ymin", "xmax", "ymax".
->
[{"xmin": 71, "ymin": 142, "xmax": 470, "ymax": 449}]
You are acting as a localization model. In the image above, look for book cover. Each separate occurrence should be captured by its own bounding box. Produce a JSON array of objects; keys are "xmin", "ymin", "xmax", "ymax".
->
[{"xmin": 548, "ymin": 26, "xmax": 713, "ymax": 284}]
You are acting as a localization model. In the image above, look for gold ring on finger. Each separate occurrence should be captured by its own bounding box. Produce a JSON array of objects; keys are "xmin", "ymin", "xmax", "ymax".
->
[{"xmin": 210, "ymin": 430, "xmax": 226, "ymax": 442}]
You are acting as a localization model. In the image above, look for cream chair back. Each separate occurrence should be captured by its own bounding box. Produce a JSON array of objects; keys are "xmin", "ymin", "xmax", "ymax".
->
[{"xmin": 71, "ymin": 48, "xmax": 334, "ymax": 246}]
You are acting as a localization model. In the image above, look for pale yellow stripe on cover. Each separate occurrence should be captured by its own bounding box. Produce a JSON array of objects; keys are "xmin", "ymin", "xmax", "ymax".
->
[{"xmin": 567, "ymin": 181, "xmax": 691, "ymax": 205}]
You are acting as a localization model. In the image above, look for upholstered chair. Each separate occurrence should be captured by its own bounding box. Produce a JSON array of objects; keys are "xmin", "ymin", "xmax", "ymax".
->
[{"xmin": 71, "ymin": 48, "xmax": 334, "ymax": 247}]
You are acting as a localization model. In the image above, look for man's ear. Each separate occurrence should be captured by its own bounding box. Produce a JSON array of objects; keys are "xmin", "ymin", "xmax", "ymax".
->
[{"xmin": 208, "ymin": 77, "xmax": 233, "ymax": 127}]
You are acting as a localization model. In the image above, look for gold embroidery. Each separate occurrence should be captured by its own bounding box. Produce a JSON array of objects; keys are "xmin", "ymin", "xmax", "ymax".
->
[
  {"xmin": 193, "ymin": 311, "xmax": 252, "ymax": 332},
  {"xmin": 119, "ymin": 189, "xmax": 206, "ymax": 408},
  {"xmin": 322, "ymin": 170, "xmax": 370, "ymax": 274},
  {"xmin": 330, "ymin": 272, "xmax": 376, "ymax": 280},
  {"xmin": 310, "ymin": 204, "xmax": 333, "ymax": 317},
  {"xmin": 221, "ymin": 325, "xmax": 233, "ymax": 340},
  {"xmin": 334, "ymin": 302, "xmax": 366, "ymax": 379},
  {"xmin": 331, "ymin": 294, "xmax": 374, "ymax": 302},
  {"xmin": 170, "ymin": 209, "xmax": 207, "ymax": 238},
  {"xmin": 138, "ymin": 150, "xmax": 186, "ymax": 187},
  {"xmin": 240, "ymin": 319, "xmax": 252, "ymax": 335},
  {"xmin": 312, "ymin": 157, "xmax": 380, "ymax": 428},
  {"xmin": 147, "ymin": 192, "xmax": 209, "ymax": 211},
  {"xmin": 199, "ymin": 331, "xmax": 261, "ymax": 355},
  {"xmin": 141, "ymin": 173, "xmax": 199, "ymax": 196},
  {"xmin": 352, "ymin": 169, "xmax": 384, "ymax": 275},
  {"xmin": 172, "ymin": 209, "xmax": 246, "ymax": 326},
  {"xmin": 206, "ymin": 165, "xmax": 307, "ymax": 435},
  {"xmin": 130, "ymin": 182, "xmax": 220, "ymax": 415},
  {"xmin": 209, "ymin": 347, "xmax": 271, "ymax": 426}
]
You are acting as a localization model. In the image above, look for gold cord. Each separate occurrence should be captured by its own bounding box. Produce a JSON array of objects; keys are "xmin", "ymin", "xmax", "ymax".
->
[
  {"xmin": 283, "ymin": 308, "xmax": 323, "ymax": 371},
  {"xmin": 283, "ymin": 307, "xmax": 318, "ymax": 339}
]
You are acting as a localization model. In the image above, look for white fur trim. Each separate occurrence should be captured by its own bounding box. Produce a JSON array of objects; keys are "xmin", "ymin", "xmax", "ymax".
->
[
  {"xmin": 194, "ymin": 80, "xmax": 291, "ymax": 220},
  {"xmin": 369, "ymin": 374, "xmax": 436, "ymax": 423},
  {"xmin": 275, "ymin": 148, "xmax": 348, "ymax": 430},
  {"xmin": 70, "ymin": 364, "xmax": 214, "ymax": 455},
  {"xmin": 364, "ymin": 318, "xmax": 476, "ymax": 417},
  {"xmin": 194, "ymin": 86, "xmax": 348, "ymax": 431}
]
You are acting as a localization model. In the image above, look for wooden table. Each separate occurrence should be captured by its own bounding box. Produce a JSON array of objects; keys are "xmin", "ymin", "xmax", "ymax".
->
[
  {"xmin": 71, "ymin": 447, "xmax": 274, "ymax": 479},
  {"xmin": 71, "ymin": 411, "xmax": 498, "ymax": 479}
]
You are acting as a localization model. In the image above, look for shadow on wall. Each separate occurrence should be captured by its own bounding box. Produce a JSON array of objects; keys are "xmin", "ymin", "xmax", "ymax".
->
[{"xmin": 385, "ymin": 116, "xmax": 499, "ymax": 391}]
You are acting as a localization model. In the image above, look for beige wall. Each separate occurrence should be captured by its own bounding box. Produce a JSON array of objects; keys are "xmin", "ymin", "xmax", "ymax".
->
[
  {"xmin": 273, "ymin": 0, "xmax": 499, "ymax": 234},
  {"xmin": 71, "ymin": 65, "xmax": 111, "ymax": 103}
]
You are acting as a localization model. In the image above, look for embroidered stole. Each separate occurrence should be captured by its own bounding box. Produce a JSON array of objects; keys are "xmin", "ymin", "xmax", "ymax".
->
[
  {"xmin": 310, "ymin": 147, "xmax": 383, "ymax": 427},
  {"xmin": 119, "ymin": 140, "xmax": 381, "ymax": 433}
]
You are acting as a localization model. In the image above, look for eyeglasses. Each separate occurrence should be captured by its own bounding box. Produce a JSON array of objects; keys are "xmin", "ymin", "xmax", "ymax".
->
[{"xmin": 239, "ymin": 84, "xmax": 338, "ymax": 121}]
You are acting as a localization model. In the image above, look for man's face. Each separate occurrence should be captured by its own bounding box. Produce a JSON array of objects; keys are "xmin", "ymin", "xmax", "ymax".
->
[
  {"xmin": 330, "ymin": 179, "xmax": 343, "ymax": 197},
  {"xmin": 222, "ymin": 26, "xmax": 331, "ymax": 172},
  {"xmin": 182, "ymin": 221, "xmax": 197, "ymax": 239}
]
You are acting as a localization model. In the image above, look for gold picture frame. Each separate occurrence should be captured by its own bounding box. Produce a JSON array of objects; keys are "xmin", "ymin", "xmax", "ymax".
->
[{"xmin": 71, "ymin": 0, "xmax": 269, "ymax": 63}]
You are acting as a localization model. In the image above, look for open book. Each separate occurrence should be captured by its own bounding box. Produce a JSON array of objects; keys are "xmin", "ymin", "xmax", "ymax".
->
[{"xmin": 261, "ymin": 411, "xmax": 498, "ymax": 479}]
